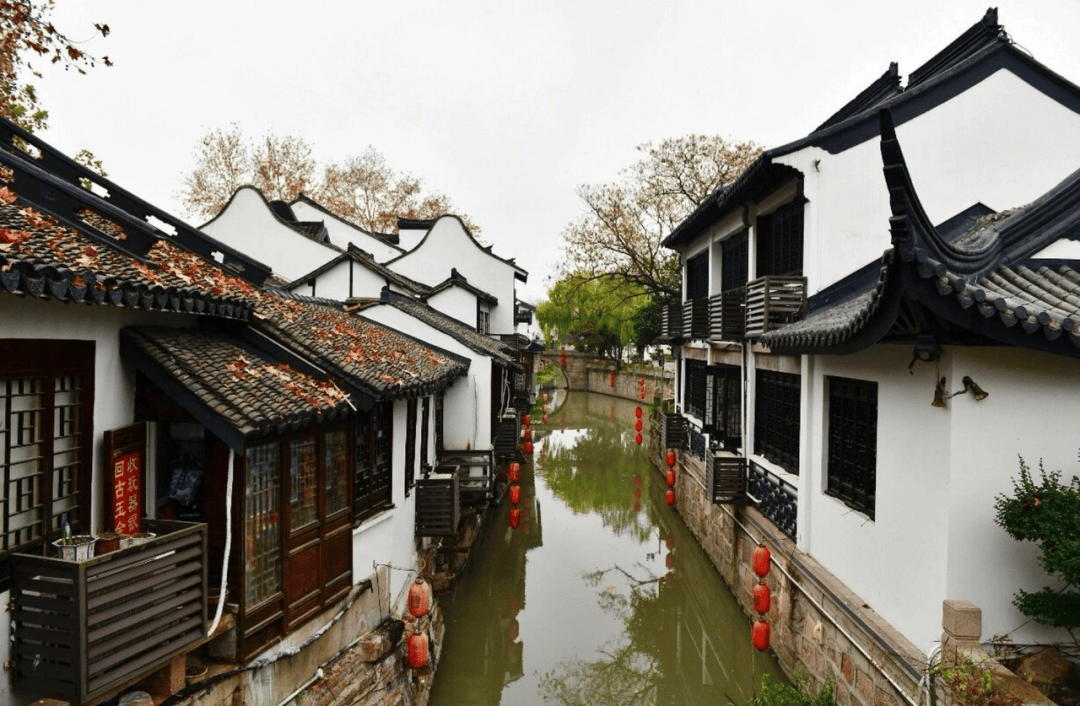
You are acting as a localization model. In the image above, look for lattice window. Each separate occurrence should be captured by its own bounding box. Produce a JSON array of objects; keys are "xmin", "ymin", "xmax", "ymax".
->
[
  {"xmin": 690, "ymin": 427, "xmax": 706, "ymax": 460},
  {"xmin": 704, "ymin": 365, "xmax": 741, "ymax": 447},
  {"xmin": 0, "ymin": 341, "xmax": 92, "ymax": 593},
  {"xmin": 405, "ymin": 399, "xmax": 417, "ymax": 495},
  {"xmin": 686, "ymin": 251, "xmax": 708, "ymax": 301},
  {"xmin": 434, "ymin": 393, "xmax": 444, "ymax": 452},
  {"xmin": 420, "ymin": 397, "xmax": 430, "ymax": 468},
  {"xmin": 288, "ymin": 437, "xmax": 318, "ymax": 531},
  {"xmin": 354, "ymin": 402, "xmax": 393, "ymax": 523},
  {"xmin": 245, "ymin": 441, "xmax": 281, "ymax": 607},
  {"xmin": 826, "ymin": 377, "xmax": 877, "ymax": 519},
  {"xmin": 685, "ymin": 359, "xmax": 707, "ymax": 420},
  {"xmin": 754, "ymin": 369, "xmax": 801, "ymax": 473},
  {"xmin": 757, "ymin": 200, "xmax": 804, "ymax": 277},
  {"xmin": 721, "ymin": 230, "xmax": 749, "ymax": 292},
  {"xmin": 324, "ymin": 429, "xmax": 349, "ymax": 516}
]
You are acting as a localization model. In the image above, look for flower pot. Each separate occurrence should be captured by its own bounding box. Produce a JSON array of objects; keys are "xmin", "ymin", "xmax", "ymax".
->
[
  {"xmin": 94, "ymin": 532, "xmax": 123, "ymax": 555},
  {"xmin": 53, "ymin": 535, "xmax": 97, "ymax": 561},
  {"xmin": 120, "ymin": 532, "xmax": 156, "ymax": 548}
]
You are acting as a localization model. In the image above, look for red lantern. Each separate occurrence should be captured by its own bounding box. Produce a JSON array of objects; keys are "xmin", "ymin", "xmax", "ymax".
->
[
  {"xmin": 542, "ymin": 404, "xmax": 547, "ymax": 413},
  {"xmin": 752, "ymin": 620, "xmax": 771, "ymax": 651},
  {"xmin": 407, "ymin": 577, "xmax": 430, "ymax": 618},
  {"xmin": 666, "ymin": 470, "xmax": 676, "ymax": 487},
  {"xmin": 633, "ymin": 487, "xmax": 641, "ymax": 499},
  {"xmin": 665, "ymin": 572, "xmax": 674, "ymax": 588},
  {"xmin": 408, "ymin": 629, "xmax": 430, "ymax": 668},
  {"xmin": 665, "ymin": 553, "xmax": 675, "ymax": 569},
  {"xmin": 635, "ymin": 432, "xmax": 643, "ymax": 445},
  {"xmin": 666, "ymin": 450, "xmax": 677, "ymax": 468},
  {"xmin": 635, "ymin": 406, "xmax": 642, "ymax": 418},
  {"xmin": 524, "ymin": 441, "xmax": 533, "ymax": 454},
  {"xmin": 508, "ymin": 617, "xmax": 519, "ymax": 640},
  {"xmin": 509, "ymin": 484, "xmax": 521, "ymax": 505},
  {"xmin": 753, "ymin": 582, "xmax": 771, "ymax": 615},
  {"xmin": 523, "ymin": 428, "xmax": 532, "ymax": 442},
  {"xmin": 509, "ymin": 508, "xmax": 522, "ymax": 528},
  {"xmin": 543, "ymin": 392, "xmax": 549, "ymax": 403},
  {"xmin": 523, "ymin": 414, "xmax": 531, "ymax": 427},
  {"xmin": 509, "ymin": 596, "xmax": 519, "ymax": 615},
  {"xmin": 560, "ymin": 349, "xmax": 567, "ymax": 368},
  {"xmin": 508, "ymin": 462, "xmax": 521, "ymax": 483},
  {"xmin": 665, "ymin": 534, "xmax": 674, "ymax": 550},
  {"xmin": 633, "ymin": 500, "xmax": 641, "ymax": 513},
  {"xmin": 634, "ymin": 474, "xmax": 642, "ymax": 486},
  {"xmin": 752, "ymin": 543, "xmax": 771, "ymax": 578},
  {"xmin": 542, "ymin": 414, "xmax": 548, "ymax": 424},
  {"xmin": 639, "ymin": 376, "xmax": 645, "ymax": 387},
  {"xmin": 634, "ymin": 419, "xmax": 643, "ymax": 432},
  {"xmin": 610, "ymin": 369, "xmax": 616, "ymax": 387},
  {"xmin": 665, "ymin": 489, "xmax": 676, "ymax": 506}
]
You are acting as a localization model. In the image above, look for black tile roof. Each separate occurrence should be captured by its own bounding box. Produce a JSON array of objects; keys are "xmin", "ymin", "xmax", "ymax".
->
[
  {"xmin": 760, "ymin": 109, "xmax": 1080, "ymax": 357},
  {"xmin": 423, "ymin": 268, "xmax": 498, "ymax": 305},
  {"xmin": 122, "ymin": 326, "xmax": 355, "ymax": 449},
  {"xmin": 284, "ymin": 244, "xmax": 432, "ymax": 296},
  {"xmin": 664, "ymin": 8, "xmax": 1080, "ymax": 249},
  {"xmin": 292, "ymin": 194, "xmax": 401, "ymax": 247},
  {"xmin": 201, "ymin": 187, "xmax": 343, "ymax": 254},
  {"xmin": 367, "ymin": 291, "xmax": 517, "ymax": 365},
  {"xmin": 387, "ymin": 215, "xmax": 529, "ymax": 283}
]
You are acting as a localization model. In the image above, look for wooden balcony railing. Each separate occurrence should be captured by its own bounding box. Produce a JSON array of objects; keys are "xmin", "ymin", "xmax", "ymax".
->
[
  {"xmin": 745, "ymin": 276, "xmax": 806, "ymax": 337},
  {"xmin": 12, "ymin": 520, "xmax": 207, "ymax": 705},
  {"xmin": 439, "ymin": 449, "xmax": 495, "ymax": 507},
  {"xmin": 660, "ymin": 411, "xmax": 687, "ymax": 451},
  {"xmin": 494, "ymin": 411, "xmax": 520, "ymax": 460},
  {"xmin": 709, "ymin": 287, "xmax": 746, "ymax": 341},
  {"xmin": 415, "ymin": 466, "xmax": 461, "ymax": 537},
  {"xmin": 659, "ymin": 303, "xmax": 683, "ymax": 342},
  {"xmin": 706, "ymin": 450, "xmax": 747, "ymax": 504},
  {"xmin": 681, "ymin": 298, "xmax": 710, "ymax": 340}
]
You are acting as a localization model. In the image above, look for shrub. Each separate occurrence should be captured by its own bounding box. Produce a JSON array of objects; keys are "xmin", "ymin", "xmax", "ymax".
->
[{"xmin": 744, "ymin": 673, "xmax": 836, "ymax": 706}]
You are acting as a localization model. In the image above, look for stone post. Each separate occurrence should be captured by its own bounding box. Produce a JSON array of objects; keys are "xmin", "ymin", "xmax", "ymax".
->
[{"xmin": 940, "ymin": 599, "xmax": 982, "ymax": 662}]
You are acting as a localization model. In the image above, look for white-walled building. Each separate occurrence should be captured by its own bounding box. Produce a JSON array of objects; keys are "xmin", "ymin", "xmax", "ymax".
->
[
  {"xmin": 290, "ymin": 194, "xmax": 405, "ymax": 263},
  {"xmin": 662, "ymin": 8, "xmax": 1080, "ymax": 654}
]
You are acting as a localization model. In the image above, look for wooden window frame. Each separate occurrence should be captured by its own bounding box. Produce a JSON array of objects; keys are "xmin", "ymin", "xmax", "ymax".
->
[
  {"xmin": 0, "ymin": 340, "xmax": 94, "ymax": 594},
  {"xmin": 754, "ymin": 369, "xmax": 800, "ymax": 474},
  {"xmin": 686, "ymin": 251, "xmax": 709, "ymax": 301},
  {"xmin": 757, "ymin": 200, "xmax": 805, "ymax": 278},
  {"xmin": 404, "ymin": 399, "xmax": 417, "ymax": 495},
  {"xmin": 721, "ymin": 230, "xmax": 749, "ymax": 293},
  {"xmin": 684, "ymin": 359, "xmax": 707, "ymax": 420},
  {"xmin": 353, "ymin": 401, "xmax": 393, "ymax": 525}
]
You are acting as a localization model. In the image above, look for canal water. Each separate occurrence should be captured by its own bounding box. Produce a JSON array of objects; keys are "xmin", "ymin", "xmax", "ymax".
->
[{"xmin": 430, "ymin": 390, "xmax": 786, "ymax": 706}]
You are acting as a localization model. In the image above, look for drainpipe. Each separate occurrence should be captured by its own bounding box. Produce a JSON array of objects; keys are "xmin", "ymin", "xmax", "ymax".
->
[{"xmin": 208, "ymin": 449, "xmax": 233, "ymax": 636}]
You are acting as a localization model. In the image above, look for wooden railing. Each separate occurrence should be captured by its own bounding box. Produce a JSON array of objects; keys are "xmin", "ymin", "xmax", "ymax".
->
[
  {"xmin": 439, "ymin": 449, "xmax": 495, "ymax": 507},
  {"xmin": 416, "ymin": 466, "xmax": 461, "ymax": 537},
  {"xmin": 12, "ymin": 520, "xmax": 207, "ymax": 704},
  {"xmin": 494, "ymin": 411, "xmax": 519, "ymax": 460},
  {"xmin": 660, "ymin": 411, "xmax": 687, "ymax": 451},
  {"xmin": 681, "ymin": 298, "xmax": 710, "ymax": 340},
  {"xmin": 745, "ymin": 276, "xmax": 806, "ymax": 337},
  {"xmin": 710, "ymin": 287, "xmax": 747, "ymax": 341},
  {"xmin": 706, "ymin": 450, "xmax": 747, "ymax": 504},
  {"xmin": 659, "ymin": 303, "xmax": 683, "ymax": 342}
]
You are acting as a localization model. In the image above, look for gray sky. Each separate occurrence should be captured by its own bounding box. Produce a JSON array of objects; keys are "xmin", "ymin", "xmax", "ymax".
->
[{"xmin": 33, "ymin": 1, "xmax": 1080, "ymax": 303}]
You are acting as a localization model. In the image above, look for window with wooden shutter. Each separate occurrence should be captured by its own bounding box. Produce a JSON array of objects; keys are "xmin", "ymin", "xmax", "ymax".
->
[
  {"xmin": 754, "ymin": 369, "xmax": 800, "ymax": 474},
  {"xmin": 826, "ymin": 377, "xmax": 877, "ymax": 519}
]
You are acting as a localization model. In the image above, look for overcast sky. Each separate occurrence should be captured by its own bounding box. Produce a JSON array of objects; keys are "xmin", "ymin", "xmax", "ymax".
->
[{"xmin": 32, "ymin": 1, "xmax": 1080, "ymax": 303}]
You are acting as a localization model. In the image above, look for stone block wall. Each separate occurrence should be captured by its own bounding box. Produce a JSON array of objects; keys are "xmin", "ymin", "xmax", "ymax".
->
[{"xmin": 652, "ymin": 439, "xmax": 924, "ymax": 706}]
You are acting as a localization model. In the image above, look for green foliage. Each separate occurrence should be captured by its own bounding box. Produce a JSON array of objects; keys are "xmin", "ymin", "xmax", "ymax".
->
[
  {"xmin": 993, "ymin": 456, "xmax": 1080, "ymax": 628},
  {"xmin": 632, "ymin": 290, "xmax": 678, "ymax": 353},
  {"xmin": 930, "ymin": 656, "xmax": 1021, "ymax": 706},
  {"xmin": 536, "ymin": 274, "xmax": 647, "ymax": 357},
  {"xmin": 744, "ymin": 673, "xmax": 836, "ymax": 706}
]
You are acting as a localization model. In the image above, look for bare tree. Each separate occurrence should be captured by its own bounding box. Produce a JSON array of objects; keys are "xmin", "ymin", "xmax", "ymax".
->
[
  {"xmin": 251, "ymin": 132, "xmax": 314, "ymax": 205},
  {"xmin": 559, "ymin": 135, "xmax": 762, "ymax": 300},
  {"xmin": 179, "ymin": 124, "xmax": 250, "ymax": 220}
]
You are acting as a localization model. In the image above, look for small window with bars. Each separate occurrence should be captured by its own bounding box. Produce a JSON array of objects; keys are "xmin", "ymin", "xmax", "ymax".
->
[
  {"xmin": 754, "ymin": 369, "xmax": 800, "ymax": 473},
  {"xmin": 354, "ymin": 401, "xmax": 393, "ymax": 523},
  {"xmin": 684, "ymin": 359, "xmax": 707, "ymax": 420},
  {"xmin": 704, "ymin": 365, "xmax": 742, "ymax": 448},
  {"xmin": 756, "ymin": 200, "xmax": 804, "ymax": 277},
  {"xmin": 826, "ymin": 377, "xmax": 877, "ymax": 519}
]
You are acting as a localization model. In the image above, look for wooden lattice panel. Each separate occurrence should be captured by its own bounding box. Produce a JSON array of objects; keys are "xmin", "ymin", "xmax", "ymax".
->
[
  {"xmin": 745, "ymin": 276, "xmax": 806, "ymax": 337},
  {"xmin": 706, "ymin": 452, "xmax": 747, "ymax": 504},
  {"xmin": 415, "ymin": 468, "xmax": 460, "ymax": 537}
]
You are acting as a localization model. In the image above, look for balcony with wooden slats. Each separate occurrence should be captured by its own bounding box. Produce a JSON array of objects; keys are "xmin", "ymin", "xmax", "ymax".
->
[
  {"xmin": 681, "ymin": 298, "xmax": 710, "ymax": 340},
  {"xmin": 658, "ymin": 303, "xmax": 683, "ymax": 342},
  {"xmin": 660, "ymin": 411, "xmax": 687, "ymax": 451},
  {"xmin": 705, "ymin": 450, "xmax": 748, "ymax": 504},
  {"xmin": 12, "ymin": 520, "xmax": 207, "ymax": 705},
  {"xmin": 415, "ymin": 466, "xmax": 461, "ymax": 537},
  {"xmin": 438, "ymin": 449, "xmax": 495, "ymax": 507},
  {"xmin": 709, "ymin": 287, "xmax": 747, "ymax": 341},
  {"xmin": 744, "ymin": 276, "xmax": 806, "ymax": 337}
]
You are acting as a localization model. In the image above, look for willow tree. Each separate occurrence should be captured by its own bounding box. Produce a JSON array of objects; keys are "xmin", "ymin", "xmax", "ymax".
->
[
  {"xmin": 536, "ymin": 275, "xmax": 646, "ymax": 359},
  {"xmin": 559, "ymin": 135, "xmax": 762, "ymax": 302}
]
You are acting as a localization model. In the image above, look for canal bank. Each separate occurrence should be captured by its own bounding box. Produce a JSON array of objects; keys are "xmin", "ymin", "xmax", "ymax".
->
[
  {"xmin": 648, "ymin": 417, "xmax": 927, "ymax": 706},
  {"xmin": 430, "ymin": 391, "xmax": 786, "ymax": 705}
]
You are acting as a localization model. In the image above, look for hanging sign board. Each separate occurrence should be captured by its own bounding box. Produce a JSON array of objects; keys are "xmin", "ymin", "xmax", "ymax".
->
[{"xmin": 103, "ymin": 423, "xmax": 147, "ymax": 534}]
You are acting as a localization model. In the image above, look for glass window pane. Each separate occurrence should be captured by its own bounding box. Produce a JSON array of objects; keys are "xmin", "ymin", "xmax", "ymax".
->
[
  {"xmin": 245, "ymin": 441, "xmax": 281, "ymax": 607},
  {"xmin": 289, "ymin": 437, "xmax": 317, "ymax": 530},
  {"xmin": 325, "ymin": 429, "xmax": 348, "ymax": 515}
]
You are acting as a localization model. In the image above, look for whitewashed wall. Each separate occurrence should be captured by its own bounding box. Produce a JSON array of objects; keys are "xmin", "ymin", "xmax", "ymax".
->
[
  {"xmin": 358, "ymin": 305, "xmax": 492, "ymax": 451},
  {"xmin": 776, "ymin": 68, "xmax": 1080, "ymax": 295},
  {"xmin": 0, "ymin": 296, "xmax": 192, "ymax": 706},
  {"xmin": 289, "ymin": 200, "xmax": 403, "ymax": 263},
  {"xmin": 426, "ymin": 286, "xmax": 479, "ymax": 328},
  {"xmin": 199, "ymin": 187, "xmax": 338, "ymax": 284},
  {"xmin": 387, "ymin": 217, "xmax": 522, "ymax": 335},
  {"xmin": 293, "ymin": 258, "xmax": 391, "ymax": 301}
]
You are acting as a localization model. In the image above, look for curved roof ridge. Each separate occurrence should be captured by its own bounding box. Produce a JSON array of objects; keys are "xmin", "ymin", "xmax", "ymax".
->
[{"xmin": 201, "ymin": 185, "xmax": 343, "ymax": 253}]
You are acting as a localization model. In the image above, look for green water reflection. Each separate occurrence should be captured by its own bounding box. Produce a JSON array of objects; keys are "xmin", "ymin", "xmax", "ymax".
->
[{"xmin": 430, "ymin": 391, "xmax": 786, "ymax": 706}]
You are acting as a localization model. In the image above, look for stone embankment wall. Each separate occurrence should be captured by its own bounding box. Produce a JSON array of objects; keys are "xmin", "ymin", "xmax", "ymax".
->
[
  {"xmin": 650, "ymin": 426, "xmax": 926, "ymax": 706},
  {"xmin": 537, "ymin": 349, "xmax": 672, "ymax": 401}
]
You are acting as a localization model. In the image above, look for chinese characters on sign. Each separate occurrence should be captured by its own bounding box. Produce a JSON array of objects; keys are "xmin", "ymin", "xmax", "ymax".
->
[{"xmin": 113, "ymin": 452, "xmax": 142, "ymax": 534}]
